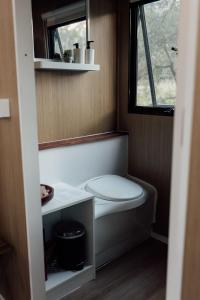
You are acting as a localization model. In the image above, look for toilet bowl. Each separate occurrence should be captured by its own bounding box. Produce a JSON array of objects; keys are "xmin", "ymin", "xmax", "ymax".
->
[
  {"xmin": 81, "ymin": 174, "xmax": 147, "ymax": 219},
  {"xmin": 80, "ymin": 174, "xmax": 157, "ymax": 267}
]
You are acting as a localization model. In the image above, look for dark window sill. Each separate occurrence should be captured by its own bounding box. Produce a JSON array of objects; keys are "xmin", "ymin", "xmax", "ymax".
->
[{"xmin": 128, "ymin": 106, "xmax": 175, "ymax": 116}]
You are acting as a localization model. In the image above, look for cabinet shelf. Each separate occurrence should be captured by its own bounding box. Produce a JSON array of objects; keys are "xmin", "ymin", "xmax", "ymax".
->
[
  {"xmin": 42, "ymin": 183, "xmax": 92, "ymax": 216},
  {"xmin": 46, "ymin": 265, "xmax": 94, "ymax": 300},
  {"xmin": 42, "ymin": 182, "xmax": 95, "ymax": 299},
  {"xmin": 34, "ymin": 59, "xmax": 100, "ymax": 72}
]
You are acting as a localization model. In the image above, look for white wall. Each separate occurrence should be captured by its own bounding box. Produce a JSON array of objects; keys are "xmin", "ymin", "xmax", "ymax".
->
[{"xmin": 39, "ymin": 136, "xmax": 128, "ymax": 186}]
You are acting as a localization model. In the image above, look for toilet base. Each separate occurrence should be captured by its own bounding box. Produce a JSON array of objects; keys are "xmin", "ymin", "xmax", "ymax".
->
[
  {"xmin": 96, "ymin": 228, "xmax": 151, "ymax": 268},
  {"xmin": 95, "ymin": 183, "xmax": 156, "ymax": 268}
]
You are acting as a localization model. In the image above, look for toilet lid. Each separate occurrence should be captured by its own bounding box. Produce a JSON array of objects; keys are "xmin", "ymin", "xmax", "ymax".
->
[{"xmin": 85, "ymin": 175, "xmax": 143, "ymax": 202}]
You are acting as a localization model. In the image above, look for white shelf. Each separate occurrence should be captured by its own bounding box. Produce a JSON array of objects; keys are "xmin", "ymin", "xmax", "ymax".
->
[
  {"xmin": 42, "ymin": 183, "xmax": 95, "ymax": 299},
  {"xmin": 46, "ymin": 265, "xmax": 94, "ymax": 300},
  {"xmin": 34, "ymin": 59, "xmax": 100, "ymax": 71},
  {"xmin": 42, "ymin": 182, "xmax": 93, "ymax": 216},
  {"xmin": 46, "ymin": 265, "xmax": 92, "ymax": 292}
]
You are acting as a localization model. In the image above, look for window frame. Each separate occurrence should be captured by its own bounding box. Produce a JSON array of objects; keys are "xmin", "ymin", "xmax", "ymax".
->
[{"xmin": 129, "ymin": 0, "xmax": 175, "ymax": 116}]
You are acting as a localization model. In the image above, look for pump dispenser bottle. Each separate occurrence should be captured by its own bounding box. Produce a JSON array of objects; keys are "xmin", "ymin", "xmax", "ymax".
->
[
  {"xmin": 73, "ymin": 43, "xmax": 85, "ymax": 64},
  {"xmin": 85, "ymin": 41, "xmax": 95, "ymax": 64}
]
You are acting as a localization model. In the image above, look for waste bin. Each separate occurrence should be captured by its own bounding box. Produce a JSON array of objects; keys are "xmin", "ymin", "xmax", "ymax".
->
[{"xmin": 54, "ymin": 221, "xmax": 86, "ymax": 271}]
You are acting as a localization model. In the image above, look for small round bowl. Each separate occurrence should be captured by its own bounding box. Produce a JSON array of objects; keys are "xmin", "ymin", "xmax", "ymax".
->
[{"xmin": 40, "ymin": 184, "xmax": 54, "ymax": 206}]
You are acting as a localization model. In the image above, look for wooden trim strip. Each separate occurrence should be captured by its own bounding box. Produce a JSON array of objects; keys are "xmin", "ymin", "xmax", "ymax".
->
[{"xmin": 39, "ymin": 131, "xmax": 128, "ymax": 151}]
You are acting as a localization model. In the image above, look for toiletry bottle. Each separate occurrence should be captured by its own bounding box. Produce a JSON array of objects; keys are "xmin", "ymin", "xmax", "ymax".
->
[
  {"xmin": 85, "ymin": 41, "xmax": 95, "ymax": 64},
  {"xmin": 73, "ymin": 43, "xmax": 79, "ymax": 63},
  {"xmin": 64, "ymin": 49, "xmax": 73, "ymax": 63},
  {"xmin": 73, "ymin": 43, "xmax": 85, "ymax": 64}
]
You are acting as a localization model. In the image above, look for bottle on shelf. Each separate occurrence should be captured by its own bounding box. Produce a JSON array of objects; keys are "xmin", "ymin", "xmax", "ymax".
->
[
  {"xmin": 85, "ymin": 41, "xmax": 95, "ymax": 64},
  {"xmin": 73, "ymin": 43, "xmax": 85, "ymax": 64}
]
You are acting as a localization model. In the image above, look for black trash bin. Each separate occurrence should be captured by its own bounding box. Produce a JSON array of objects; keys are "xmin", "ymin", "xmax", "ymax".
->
[{"xmin": 54, "ymin": 221, "xmax": 86, "ymax": 271}]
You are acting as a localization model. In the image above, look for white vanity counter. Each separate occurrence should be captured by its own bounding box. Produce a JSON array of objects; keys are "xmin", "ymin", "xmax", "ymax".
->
[
  {"xmin": 42, "ymin": 182, "xmax": 93, "ymax": 216},
  {"xmin": 42, "ymin": 182, "xmax": 95, "ymax": 300}
]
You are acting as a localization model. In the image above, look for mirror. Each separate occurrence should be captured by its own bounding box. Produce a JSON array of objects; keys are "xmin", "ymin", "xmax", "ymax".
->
[{"xmin": 31, "ymin": 0, "xmax": 90, "ymax": 59}]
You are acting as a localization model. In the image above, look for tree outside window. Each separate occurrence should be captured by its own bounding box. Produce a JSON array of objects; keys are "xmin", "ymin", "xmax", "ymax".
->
[{"xmin": 129, "ymin": 0, "xmax": 180, "ymax": 115}]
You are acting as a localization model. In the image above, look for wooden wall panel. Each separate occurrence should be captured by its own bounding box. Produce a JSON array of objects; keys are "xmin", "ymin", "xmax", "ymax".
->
[
  {"xmin": 0, "ymin": 1, "xmax": 30, "ymax": 299},
  {"xmin": 117, "ymin": 0, "xmax": 173, "ymax": 236},
  {"xmin": 34, "ymin": 0, "xmax": 117, "ymax": 143},
  {"xmin": 182, "ymin": 31, "xmax": 200, "ymax": 300}
]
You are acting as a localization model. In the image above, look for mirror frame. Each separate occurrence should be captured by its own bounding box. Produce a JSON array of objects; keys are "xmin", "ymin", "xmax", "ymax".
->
[
  {"xmin": 86, "ymin": 0, "xmax": 91, "ymax": 41},
  {"xmin": 33, "ymin": 0, "xmax": 91, "ymax": 59}
]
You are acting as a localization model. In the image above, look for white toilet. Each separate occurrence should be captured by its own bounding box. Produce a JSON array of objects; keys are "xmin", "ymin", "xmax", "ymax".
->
[
  {"xmin": 83, "ymin": 175, "xmax": 147, "ymax": 218},
  {"xmin": 81, "ymin": 174, "xmax": 157, "ymax": 267}
]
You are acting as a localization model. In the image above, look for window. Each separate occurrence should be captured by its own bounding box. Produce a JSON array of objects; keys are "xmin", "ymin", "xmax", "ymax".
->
[
  {"xmin": 129, "ymin": 0, "xmax": 180, "ymax": 115},
  {"xmin": 48, "ymin": 18, "xmax": 86, "ymax": 60}
]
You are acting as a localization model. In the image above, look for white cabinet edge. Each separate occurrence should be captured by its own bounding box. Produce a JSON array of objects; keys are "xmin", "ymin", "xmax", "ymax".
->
[
  {"xmin": 41, "ymin": 183, "xmax": 93, "ymax": 216},
  {"xmin": 34, "ymin": 59, "xmax": 100, "ymax": 71}
]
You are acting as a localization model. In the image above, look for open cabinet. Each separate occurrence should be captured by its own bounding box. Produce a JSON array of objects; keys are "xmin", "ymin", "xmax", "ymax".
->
[{"xmin": 42, "ymin": 185, "xmax": 95, "ymax": 300}]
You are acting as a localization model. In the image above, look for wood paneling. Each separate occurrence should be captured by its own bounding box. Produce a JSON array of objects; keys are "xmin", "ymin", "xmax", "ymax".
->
[
  {"xmin": 39, "ymin": 131, "xmax": 128, "ymax": 150},
  {"xmin": 0, "ymin": 1, "xmax": 30, "ymax": 299},
  {"xmin": 34, "ymin": 0, "xmax": 117, "ymax": 143},
  {"xmin": 182, "ymin": 27, "xmax": 200, "ymax": 300},
  {"xmin": 0, "ymin": 240, "xmax": 11, "ymax": 256},
  {"xmin": 0, "ymin": 240, "xmax": 12, "ymax": 298},
  {"xmin": 117, "ymin": 0, "xmax": 173, "ymax": 236},
  {"xmin": 125, "ymin": 115, "xmax": 173, "ymax": 236}
]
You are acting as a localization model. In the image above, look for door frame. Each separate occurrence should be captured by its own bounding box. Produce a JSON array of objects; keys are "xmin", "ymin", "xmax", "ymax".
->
[
  {"xmin": 12, "ymin": 0, "xmax": 46, "ymax": 299},
  {"xmin": 166, "ymin": 0, "xmax": 200, "ymax": 299},
  {"xmin": 10, "ymin": 0, "xmax": 200, "ymax": 299}
]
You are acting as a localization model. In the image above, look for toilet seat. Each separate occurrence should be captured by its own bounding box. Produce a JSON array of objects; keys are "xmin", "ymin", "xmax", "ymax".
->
[
  {"xmin": 85, "ymin": 175, "xmax": 144, "ymax": 202},
  {"xmin": 80, "ymin": 175, "xmax": 147, "ymax": 219}
]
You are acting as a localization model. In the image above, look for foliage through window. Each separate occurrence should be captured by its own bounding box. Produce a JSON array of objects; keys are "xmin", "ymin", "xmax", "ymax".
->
[
  {"xmin": 129, "ymin": 0, "xmax": 180, "ymax": 115},
  {"xmin": 48, "ymin": 19, "xmax": 86, "ymax": 59}
]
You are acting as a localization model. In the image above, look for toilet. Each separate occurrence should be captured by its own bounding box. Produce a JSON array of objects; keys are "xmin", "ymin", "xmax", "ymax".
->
[
  {"xmin": 81, "ymin": 174, "xmax": 157, "ymax": 267},
  {"xmin": 83, "ymin": 175, "xmax": 147, "ymax": 219}
]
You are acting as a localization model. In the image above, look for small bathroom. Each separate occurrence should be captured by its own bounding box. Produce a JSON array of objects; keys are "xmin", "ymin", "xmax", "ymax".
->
[
  {"xmin": 2, "ymin": 0, "xmax": 199, "ymax": 299},
  {"xmin": 33, "ymin": 0, "xmax": 177, "ymax": 298}
]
